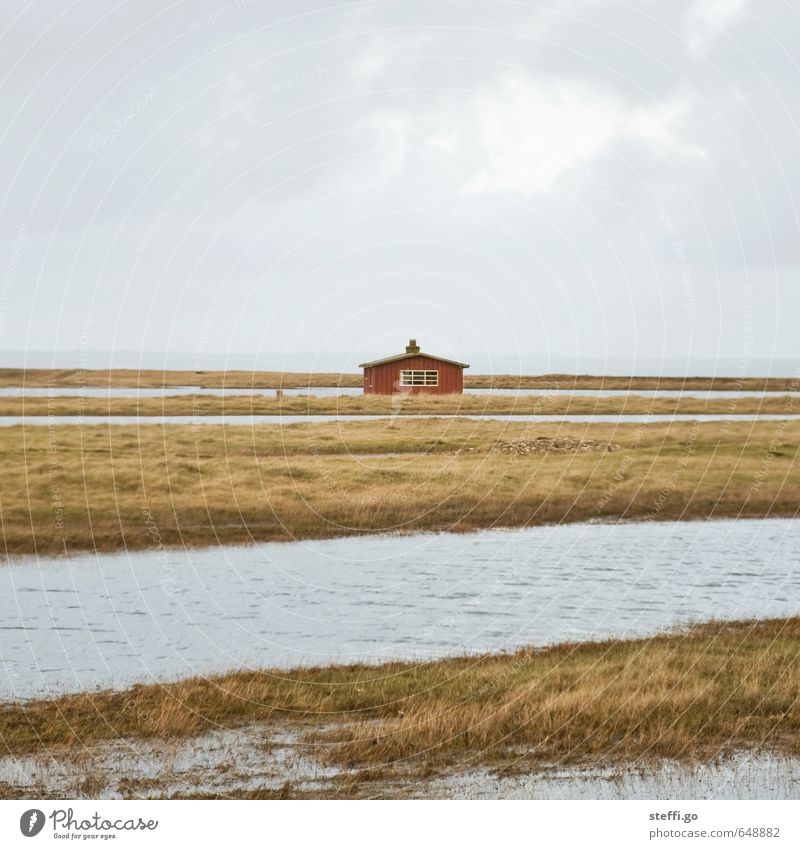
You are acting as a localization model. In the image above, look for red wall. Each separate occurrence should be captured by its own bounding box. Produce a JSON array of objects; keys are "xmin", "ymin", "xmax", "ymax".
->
[{"xmin": 363, "ymin": 355, "xmax": 464, "ymax": 395}]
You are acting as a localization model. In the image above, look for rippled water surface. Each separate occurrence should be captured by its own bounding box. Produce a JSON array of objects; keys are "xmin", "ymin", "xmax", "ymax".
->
[{"xmin": 1, "ymin": 518, "xmax": 797, "ymax": 699}]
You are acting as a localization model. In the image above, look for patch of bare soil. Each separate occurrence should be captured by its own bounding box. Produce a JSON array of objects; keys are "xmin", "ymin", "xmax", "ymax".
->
[{"xmin": 466, "ymin": 437, "xmax": 621, "ymax": 456}]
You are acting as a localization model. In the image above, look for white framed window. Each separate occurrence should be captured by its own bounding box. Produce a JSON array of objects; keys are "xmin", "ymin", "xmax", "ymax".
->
[{"xmin": 399, "ymin": 369, "xmax": 438, "ymax": 386}]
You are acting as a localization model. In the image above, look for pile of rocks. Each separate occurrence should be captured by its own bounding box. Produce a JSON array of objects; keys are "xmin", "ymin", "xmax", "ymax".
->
[{"xmin": 466, "ymin": 437, "xmax": 620, "ymax": 456}]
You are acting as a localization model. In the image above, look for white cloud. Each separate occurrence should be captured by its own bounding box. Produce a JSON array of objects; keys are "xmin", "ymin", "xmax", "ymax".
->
[
  {"xmin": 684, "ymin": 0, "xmax": 747, "ymax": 53},
  {"xmin": 461, "ymin": 80, "xmax": 698, "ymax": 196}
]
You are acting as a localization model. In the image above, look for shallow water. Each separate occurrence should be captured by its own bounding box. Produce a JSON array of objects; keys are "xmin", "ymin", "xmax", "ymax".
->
[
  {"xmin": 0, "ymin": 725, "xmax": 341, "ymax": 799},
  {"xmin": 1, "ymin": 518, "xmax": 797, "ymax": 699},
  {"xmin": 1, "ymin": 724, "xmax": 793, "ymax": 799},
  {"xmin": 424, "ymin": 753, "xmax": 800, "ymax": 800},
  {"xmin": 466, "ymin": 388, "xmax": 799, "ymax": 399},
  {"xmin": 2, "ymin": 413, "xmax": 799, "ymax": 426}
]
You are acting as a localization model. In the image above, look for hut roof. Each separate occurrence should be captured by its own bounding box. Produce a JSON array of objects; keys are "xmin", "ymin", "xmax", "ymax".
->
[{"xmin": 359, "ymin": 338, "xmax": 469, "ymax": 370}]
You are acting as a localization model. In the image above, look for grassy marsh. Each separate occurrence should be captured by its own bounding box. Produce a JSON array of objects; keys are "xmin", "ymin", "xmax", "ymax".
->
[
  {"xmin": 2, "ymin": 367, "xmax": 798, "ymax": 392},
  {"xmin": 0, "ymin": 418, "xmax": 797, "ymax": 556},
  {"xmin": 2, "ymin": 618, "xmax": 798, "ymax": 775},
  {"xmin": 3, "ymin": 391, "xmax": 800, "ymax": 417}
]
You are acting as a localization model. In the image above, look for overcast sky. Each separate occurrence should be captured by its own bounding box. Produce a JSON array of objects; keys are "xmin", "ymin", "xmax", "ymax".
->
[{"xmin": 1, "ymin": 1, "xmax": 798, "ymax": 374}]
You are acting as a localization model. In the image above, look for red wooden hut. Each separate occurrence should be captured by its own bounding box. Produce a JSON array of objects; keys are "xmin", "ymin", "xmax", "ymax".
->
[{"xmin": 359, "ymin": 339, "xmax": 469, "ymax": 395}]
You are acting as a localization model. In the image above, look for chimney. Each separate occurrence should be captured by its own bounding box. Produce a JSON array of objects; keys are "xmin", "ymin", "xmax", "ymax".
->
[{"xmin": 406, "ymin": 338, "xmax": 420, "ymax": 354}]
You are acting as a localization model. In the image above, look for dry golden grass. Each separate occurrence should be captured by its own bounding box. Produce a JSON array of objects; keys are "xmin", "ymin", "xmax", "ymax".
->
[
  {"xmin": 3, "ymin": 391, "xmax": 799, "ymax": 417},
  {"xmin": 2, "ymin": 618, "xmax": 798, "ymax": 770},
  {"xmin": 0, "ymin": 368, "xmax": 361, "ymax": 389},
  {"xmin": 2, "ymin": 367, "xmax": 798, "ymax": 391},
  {"xmin": 0, "ymin": 418, "xmax": 798, "ymax": 555}
]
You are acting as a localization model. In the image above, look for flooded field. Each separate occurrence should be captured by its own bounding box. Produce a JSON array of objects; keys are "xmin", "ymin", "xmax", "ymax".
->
[
  {"xmin": 1, "ymin": 725, "xmax": 795, "ymax": 800},
  {"xmin": 1, "ymin": 518, "xmax": 797, "ymax": 700},
  {"xmin": 423, "ymin": 753, "xmax": 800, "ymax": 800}
]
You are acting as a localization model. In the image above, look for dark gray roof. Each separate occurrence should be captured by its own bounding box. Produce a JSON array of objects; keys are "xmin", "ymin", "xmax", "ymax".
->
[{"xmin": 358, "ymin": 351, "xmax": 470, "ymax": 369}]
